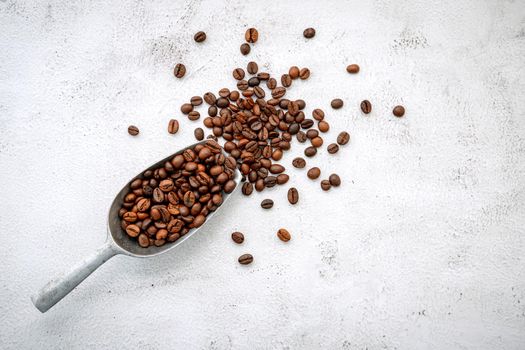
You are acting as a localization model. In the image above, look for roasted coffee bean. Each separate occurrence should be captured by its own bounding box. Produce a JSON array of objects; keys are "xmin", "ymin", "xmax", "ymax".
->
[
  {"xmin": 219, "ymin": 88, "xmax": 230, "ymax": 97},
  {"xmin": 276, "ymin": 174, "xmax": 289, "ymax": 184},
  {"xmin": 247, "ymin": 61, "xmax": 258, "ymax": 74},
  {"xmin": 174, "ymin": 63, "xmax": 186, "ymax": 78},
  {"xmin": 272, "ymin": 87, "xmax": 286, "ymax": 99},
  {"xmin": 128, "ymin": 125, "xmax": 139, "ymax": 136},
  {"xmin": 296, "ymin": 131, "xmax": 307, "ymax": 143},
  {"xmin": 194, "ymin": 127, "xmax": 204, "ymax": 141},
  {"xmin": 181, "ymin": 103, "xmax": 193, "ymax": 114},
  {"xmin": 269, "ymin": 164, "xmax": 285, "ymax": 174},
  {"xmin": 138, "ymin": 233, "xmax": 149, "ymax": 247},
  {"xmin": 136, "ymin": 198, "xmax": 151, "ymax": 212},
  {"xmin": 264, "ymin": 176, "xmax": 277, "ymax": 187},
  {"xmin": 217, "ymin": 97, "xmax": 230, "ymax": 108},
  {"xmin": 261, "ymin": 199, "xmax": 274, "ymax": 209},
  {"xmin": 304, "ymin": 146, "xmax": 317, "ymax": 157},
  {"xmin": 346, "ymin": 64, "xmax": 360, "ymax": 74},
  {"xmin": 331, "ymin": 98, "xmax": 343, "ymax": 109},
  {"xmin": 337, "ymin": 131, "xmax": 350, "ymax": 145},
  {"xmin": 203, "ymin": 92, "xmax": 216, "ymax": 105},
  {"xmin": 233, "ymin": 68, "xmax": 245, "ymax": 80},
  {"xmin": 299, "ymin": 68, "xmax": 310, "ymax": 80},
  {"xmin": 311, "ymin": 137, "xmax": 323, "ymax": 148},
  {"xmin": 321, "ymin": 180, "xmax": 331, "ymax": 191},
  {"xmin": 126, "ymin": 224, "xmax": 140, "ymax": 238},
  {"xmin": 287, "ymin": 187, "xmax": 299, "ymax": 204},
  {"xmin": 123, "ymin": 211, "xmax": 138, "ymax": 222},
  {"xmin": 236, "ymin": 80, "xmax": 249, "ymax": 91},
  {"xmin": 231, "ymin": 231, "xmax": 244, "ymax": 244},
  {"xmin": 289, "ymin": 66, "xmax": 300, "ymax": 79},
  {"xmin": 327, "ymin": 143, "xmax": 339, "ymax": 154},
  {"xmin": 318, "ymin": 121, "xmax": 330, "ymax": 133},
  {"xmin": 301, "ymin": 119, "xmax": 314, "ymax": 129},
  {"xmin": 281, "ymin": 74, "xmax": 292, "ymax": 87},
  {"xmin": 238, "ymin": 253, "xmax": 253, "ymax": 265},
  {"xmin": 248, "ymin": 77, "xmax": 260, "ymax": 87},
  {"xmin": 303, "ymin": 27, "xmax": 316, "ymax": 38},
  {"xmin": 306, "ymin": 129, "xmax": 318, "ymax": 139},
  {"xmin": 307, "ymin": 167, "xmax": 321, "ymax": 179},
  {"xmin": 329, "ymin": 174, "xmax": 341, "ymax": 187},
  {"xmin": 312, "ymin": 109, "xmax": 324, "ymax": 121},
  {"xmin": 168, "ymin": 119, "xmax": 179, "ymax": 134},
  {"xmin": 292, "ymin": 157, "xmax": 306, "ymax": 168},
  {"xmin": 360, "ymin": 100, "xmax": 372, "ymax": 114},
  {"xmin": 277, "ymin": 228, "xmax": 291, "ymax": 242},
  {"xmin": 266, "ymin": 78, "xmax": 277, "ymax": 89},
  {"xmin": 245, "ymin": 28, "xmax": 258, "ymax": 43},
  {"xmin": 393, "ymin": 105, "xmax": 405, "ymax": 117},
  {"xmin": 194, "ymin": 31, "xmax": 206, "ymax": 42},
  {"xmin": 240, "ymin": 43, "xmax": 251, "ymax": 55},
  {"xmin": 188, "ymin": 111, "xmax": 200, "ymax": 121},
  {"xmin": 190, "ymin": 96, "xmax": 203, "ymax": 106},
  {"xmin": 242, "ymin": 182, "xmax": 253, "ymax": 196}
]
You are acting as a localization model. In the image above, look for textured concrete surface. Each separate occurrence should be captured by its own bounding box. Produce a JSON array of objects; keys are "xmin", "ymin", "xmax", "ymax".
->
[{"xmin": 1, "ymin": 0, "xmax": 524, "ymax": 349}]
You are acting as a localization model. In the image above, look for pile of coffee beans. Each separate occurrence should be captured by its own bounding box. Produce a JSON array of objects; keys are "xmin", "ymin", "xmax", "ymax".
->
[{"xmin": 118, "ymin": 140, "xmax": 237, "ymax": 248}]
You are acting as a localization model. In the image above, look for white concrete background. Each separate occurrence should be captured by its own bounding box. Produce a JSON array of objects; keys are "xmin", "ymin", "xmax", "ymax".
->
[{"xmin": 0, "ymin": 0, "xmax": 524, "ymax": 349}]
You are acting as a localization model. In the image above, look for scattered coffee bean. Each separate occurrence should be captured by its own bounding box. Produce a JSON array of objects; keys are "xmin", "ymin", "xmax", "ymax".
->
[
  {"xmin": 231, "ymin": 231, "xmax": 244, "ymax": 244},
  {"xmin": 194, "ymin": 127, "xmax": 204, "ymax": 140},
  {"xmin": 181, "ymin": 103, "xmax": 193, "ymax": 114},
  {"xmin": 329, "ymin": 174, "xmax": 341, "ymax": 187},
  {"xmin": 299, "ymin": 68, "xmax": 310, "ymax": 80},
  {"xmin": 188, "ymin": 111, "xmax": 200, "ymax": 121},
  {"xmin": 306, "ymin": 129, "xmax": 318, "ymax": 139},
  {"xmin": 318, "ymin": 121, "xmax": 330, "ymax": 133},
  {"xmin": 245, "ymin": 28, "xmax": 259, "ymax": 43},
  {"xmin": 337, "ymin": 131, "xmax": 350, "ymax": 145},
  {"xmin": 247, "ymin": 61, "xmax": 258, "ymax": 74},
  {"xmin": 190, "ymin": 96, "xmax": 203, "ymax": 106},
  {"xmin": 276, "ymin": 174, "xmax": 289, "ymax": 184},
  {"xmin": 266, "ymin": 78, "xmax": 277, "ymax": 89},
  {"xmin": 261, "ymin": 199, "xmax": 274, "ymax": 209},
  {"xmin": 126, "ymin": 224, "xmax": 140, "ymax": 238},
  {"xmin": 296, "ymin": 131, "xmax": 307, "ymax": 143},
  {"xmin": 233, "ymin": 68, "xmax": 245, "ymax": 80},
  {"xmin": 346, "ymin": 64, "xmax": 360, "ymax": 74},
  {"xmin": 320, "ymin": 180, "xmax": 331, "ymax": 191},
  {"xmin": 277, "ymin": 228, "xmax": 291, "ymax": 242},
  {"xmin": 327, "ymin": 143, "xmax": 339, "ymax": 154},
  {"xmin": 281, "ymin": 74, "xmax": 292, "ymax": 87},
  {"xmin": 393, "ymin": 105, "xmax": 405, "ymax": 117},
  {"xmin": 292, "ymin": 157, "xmax": 306, "ymax": 168},
  {"xmin": 331, "ymin": 98, "xmax": 343, "ymax": 109},
  {"xmin": 287, "ymin": 187, "xmax": 299, "ymax": 204},
  {"xmin": 307, "ymin": 167, "xmax": 321, "ymax": 179},
  {"xmin": 360, "ymin": 100, "xmax": 372, "ymax": 114},
  {"xmin": 128, "ymin": 125, "xmax": 139, "ymax": 136},
  {"xmin": 312, "ymin": 109, "xmax": 324, "ymax": 121},
  {"xmin": 311, "ymin": 137, "xmax": 323, "ymax": 148},
  {"xmin": 303, "ymin": 28, "xmax": 316, "ymax": 38},
  {"xmin": 242, "ymin": 182, "xmax": 253, "ymax": 196},
  {"xmin": 238, "ymin": 253, "xmax": 253, "ymax": 265},
  {"xmin": 194, "ymin": 31, "xmax": 206, "ymax": 43},
  {"xmin": 289, "ymin": 66, "xmax": 300, "ymax": 79},
  {"xmin": 304, "ymin": 146, "xmax": 317, "ymax": 157},
  {"xmin": 173, "ymin": 63, "xmax": 186, "ymax": 78},
  {"xmin": 240, "ymin": 43, "xmax": 251, "ymax": 55},
  {"xmin": 203, "ymin": 92, "xmax": 216, "ymax": 105}
]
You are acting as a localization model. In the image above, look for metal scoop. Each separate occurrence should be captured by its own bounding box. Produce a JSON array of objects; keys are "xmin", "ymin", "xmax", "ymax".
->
[{"xmin": 31, "ymin": 141, "xmax": 240, "ymax": 313}]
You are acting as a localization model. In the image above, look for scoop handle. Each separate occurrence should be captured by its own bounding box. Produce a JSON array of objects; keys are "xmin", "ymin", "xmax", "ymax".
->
[{"xmin": 31, "ymin": 242, "xmax": 118, "ymax": 313}]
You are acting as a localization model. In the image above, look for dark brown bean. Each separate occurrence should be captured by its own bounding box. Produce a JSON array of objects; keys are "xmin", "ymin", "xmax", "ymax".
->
[
  {"xmin": 304, "ymin": 146, "xmax": 317, "ymax": 157},
  {"xmin": 247, "ymin": 61, "xmax": 258, "ymax": 74},
  {"xmin": 168, "ymin": 119, "xmax": 179, "ymax": 134},
  {"xmin": 203, "ymin": 92, "xmax": 216, "ymax": 105},
  {"xmin": 307, "ymin": 167, "xmax": 321, "ymax": 179},
  {"xmin": 299, "ymin": 68, "xmax": 310, "ymax": 80},
  {"xmin": 393, "ymin": 105, "xmax": 405, "ymax": 117},
  {"xmin": 331, "ymin": 98, "xmax": 344, "ymax": 109},
  {"xmin": 188, "ymin": 111, "xmax": 200, "ymax": 121},
  {"xmin": 277, "ymin": 228, "xmax": 291, "ymax": 242},
  {"xmin": 194, "ymin": 127, "xmax": 204, "ymax": 141},
  {"xmin": 312, "ymin": 109, "xmax": 324, "ymax": 121},
  {"xmin": 321, "ymin": 180, "xmax": 331, "ymax": 191},
  {"xmin": 281, "ymin": 74, "xmax": 292, "ymax": 87},
  {"xmin": 287, "ymin": 188, "xmax": 299, "ymax": 204},
  {"xmin": 173, "ymin": 63, "xmax": 186, "ymax": 78},
  {"xmin": 327, "ymin": 143, "xmax": 339, "ymax": 154},
  {"xmin": 233, "ymin": 68, "xmax": 245, "ymax": 80},
  {"xmin": 128, "ymin": 125, "xmax": 139, "ymax": 136},
  {"xmin": 242, "ymin": 182, "xmax": 253, "ymax": 196},
  {"xmin": 231, "ymin": 231, "xmax": 244, "ymax": 244},
  {"xmin": 346, "ymin": 64, "xmax": 360, "ymax": 74},
  {"xmin": 261, "ymin": 199, "xmax": 273, "ymax": 209},
  {"xmin": 240, "ymin": 43, "xmax": 251, "ymax": 55},
  {"xmin": 194, "ymin": 31, "xmax": 206, "ymax": 42},
  {"xmin": 360, "ymin": 100, "xmax": 372, "ymax": 114},
  {"xmin": 238, "ymin": 253, "xmax": 253, "ymax": 265},
  {"xmin": 292, "ymin": 157, "xmax": 306, "ymax": 168},
  {"xmin": 245, "ymin": 28, "xmax": 258, "ymax": 43},
  {"xmin": 303, "ymin": 28, "xmax": 315, "ymax": 38},
  {"xmin": 329, "ymin": 174, "xmax": 341, "ymax": 187},
  {"xmin": 190, "ymin": 96, "xmax": 203, "ymax": 106},
  {"xmin": 181, "ymin": 103, "xmax": 193, "ymax": 114},
  {"xmin": 296, "ymin": 131, "xmax": 307, "ymax": 143},
  {"xmin": 138, "ymin": 233, "xmax": 149, "ymax": 248},
  {"xmin": 337, "ymin": 131, "xmax": 350, "ymax": 145},
  {"xmin": 269, "ymin": 164, "xmax": 285, "ymax": 174},
  {"xmin": 276, "ymin": 174, "xmax": 289, "ymax": 184}
]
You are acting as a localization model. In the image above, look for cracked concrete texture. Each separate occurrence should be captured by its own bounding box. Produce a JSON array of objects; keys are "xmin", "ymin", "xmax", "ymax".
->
[{"xmin": 0, "ymin": 0, "xmax": 524, "ymax": 349}]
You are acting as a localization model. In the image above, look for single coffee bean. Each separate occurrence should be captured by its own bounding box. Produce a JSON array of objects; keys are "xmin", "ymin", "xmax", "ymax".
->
[
  {"xmin": 303, "ymin": 27, "xmax": 316, "ymax": 38},
  {"xmin": 203, "ymin": 92, "xmax": 216, "ymax": 105},
  {"xmin": 188, "ymin": 111, "xmax": 200, "ymax": 121},
  {"xmin": 242, "ymin": 182, "xmax": 253, "ymax": 196},
  {"xmin": 289, "ymin": 66, "xmax": 300, "ymax": 79},
  {"xmin": 248, "ymin": 77, "xmax": 260, "ymax": 87},
  {"xmin": 190, "ymin": 96, "xmax": 203, "ymax": 106},
  {"xmin": 301, "ymin": 119, "xmax": 314, "ymax": 129},
  {"xmin": 296, "ymin": 131, "xmax": 307, "ymax": 143},
  {"xmin": 267, "ymin": 78, "xmax": 277, "ymax": 89},
  {"xmin": 337, "ymin": 131, "xmax": 350, "ymax": 145},
  {"xmin": 393, "ymin": 105, "xmax": 405, "ymax": 117},
  {"xmin": 181, "ymin": 103, "xmax": 193, "ymax": 114},
  {"xmin": 304, "ymin": 146, "xmax": 317, "ymax": 157},
  {"xmin": 320, "ymin": 180, "xmax": 331, "ymax": 191},
  {"xmin": 318, "ymin": 121, "xmax": 330, "ymax": 133},
  {"xmin": 173, "ymin": 63, "xmax": 186, "ymax": 78},
  {"xmin": 238, "ymin": 253, "xmax": 253, "ymax": 265},
  {"xmin": 240, "ymin": 43, "xmax": 251, "ymax": 55},
  {"xmin": 231, "ymin": 231, "xmax": 244, "ymax": 244},
  {"xmin": 276, "ymin": 174, "xmax": 289, "ymax": 184},
  {"xmin": 168, "ymin": 119, "xmax": 179, "ymax": 134},
  {"xmin": 272, "ymin": 87, "xmax": 286, "ymax": 99},
  {"xmin": 312, "ymin": 109, "xmax": 324, "ymax": 121},
  {"xmin": 331, "ymin": 98, "xmax": 344, "ymax": 109},
  {"xmin": 360, "ymin": 100, "xmax": 372, "ymax": 114},
  {"xmin": 292, "ymin": 157, "xmax": 306, "ymax": 168},
  {"xmin": 307, "ymin": 167, "xmax": 321, "ymax": 179},
  {"xmin": 299, "ymin": 68, "xmax": 310, "ymax": 80},
  {"xmin": 306, "ymin": 129, "xmax": 318, "ymax": 139},
  {"xmin": 346, "ymin": 64, "xmax": 360, "ymax": 74},
  {"xmin": 281, "ymin": 74, "xmax": 292, "ymax": 87},
  {"xmin": 329, "ymin": 174, "xmax": 341, "ymax": 187},
  {"xmin": 261, "ymin": 199, "xmax": 274, "ymax": 209},
  {"xmin": 218, "ymin": 88, "xmax": 230, "ymax": 97},
  {"xmin": 194, "ymin": 127, "xmax": 204, "ymax": 141},
  {"xmin": 287, "ymin": 187, "xmax": 299, "ymax": 204},
  {"xmin": 247, "ymin": 61, "xmax": 258, "ymax": 74},
  {"xmin": 327, "ymin": 143, "xmax": 339, "ymax": 154},
  {"xmin": 269, "ymin": 164, "xmax": 285, "ymax": 174},
  {"xmin": 126, "ymin": 224, "xmax": 141, "ymax": 238},
  {"xmin": 138, "ymin": 233, "xmax": 149, "ymax": 248},
  {"xmin": 311, "ymin": 137, "xmax": 323, "ymax": 148},
  {"xmin": 216, "ymin": 97, "xmax": 229, "ymax": 108},
  {"xmin": 233, "ymin": 68, "xmax": 245, "ymax": 80},
  {"xmin": 128, "ymin": 125, "xmax": 139, "ymax": 136},
  {"xmin": 194, "ymin": 31, "xmax": 206, "ymax": 42},
  {"xmin": 237, "ymin": 80, "xmax": 249, "ymax": 91},
  {"xmin": 277, "ymin": 228, "xmax": 291, "ymax": 242},
  {"xmin": 245, "ymin": 28, "xmax": 258, "ymax": 43}
]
